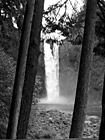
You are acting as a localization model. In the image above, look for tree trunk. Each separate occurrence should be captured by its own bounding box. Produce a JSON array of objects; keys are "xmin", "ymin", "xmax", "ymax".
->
[
  {"xmin": 16, "ymin": 0, "xmax": 44, "ymax": 138},
  {"xmin": 6, "ymin": 0, "xmax": 35, "ymax": 139},
  {"xmin": 99, "ymin": 75, "xmax": 105, "ymax": 140},
  {"xmin": 69, "ymin": 0, "xmax": 97, "ymax": 138}
]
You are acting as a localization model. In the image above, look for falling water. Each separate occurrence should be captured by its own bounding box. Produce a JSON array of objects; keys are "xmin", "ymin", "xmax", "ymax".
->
[{"xmin": 44, "ymin": 42, "xmax": 59, "ymax": 103}]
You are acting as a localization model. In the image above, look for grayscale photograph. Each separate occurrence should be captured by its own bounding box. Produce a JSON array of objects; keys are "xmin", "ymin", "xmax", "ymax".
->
[{"xmin": 0, "ymin": 0, "xmax": 103, "ymax": 139}]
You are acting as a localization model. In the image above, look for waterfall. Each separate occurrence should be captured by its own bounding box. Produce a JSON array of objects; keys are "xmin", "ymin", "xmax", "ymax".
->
[{"xmin": 44, "ymin": 42, "xmax": 59, "ymax": 103}]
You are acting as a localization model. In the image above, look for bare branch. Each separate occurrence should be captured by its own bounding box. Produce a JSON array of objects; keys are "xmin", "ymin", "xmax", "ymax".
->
[
  {"xmin": 68, "ymin": 0, "xmax": 78, "ymax": 14},
  {"xmin": 98, "ymin": 0, "xmax": 105, "ymax": 20}
]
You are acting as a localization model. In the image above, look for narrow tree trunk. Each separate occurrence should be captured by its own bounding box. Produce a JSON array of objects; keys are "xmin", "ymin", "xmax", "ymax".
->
[
  {"xmin": 16, "ymin": 0, "xmax": 44, "ymax": 138},
  {"xmin": 69, "ymin": 0, "xmax": 97, "ymax": 138},
  {"xmin": 6, "ymin": 0, "xmax": 35, "ymax": 139},
  {"xmin": 99, "ymin": 75, "xmax": 105, "ymax": 140}
]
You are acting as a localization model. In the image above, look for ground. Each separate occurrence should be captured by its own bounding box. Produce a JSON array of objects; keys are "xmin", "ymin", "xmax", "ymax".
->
[{"xmin": 27, "ymin": 103, "xmax": 101, "ymax": 139}]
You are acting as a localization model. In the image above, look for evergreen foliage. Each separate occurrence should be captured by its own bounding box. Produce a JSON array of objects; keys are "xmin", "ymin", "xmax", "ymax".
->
[{"xmin": 0, "ymin": 48, "xmax": 15, "ymax": 138}]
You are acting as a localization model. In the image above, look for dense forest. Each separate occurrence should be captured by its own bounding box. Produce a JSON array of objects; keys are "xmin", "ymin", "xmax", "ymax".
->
[{"xmin": 0, "ymin": 0, "xmax": 105, "ymax": 139}]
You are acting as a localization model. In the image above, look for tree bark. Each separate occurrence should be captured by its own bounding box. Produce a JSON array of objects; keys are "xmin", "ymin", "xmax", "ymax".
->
[
  {"xmin": 69, "ymin": 0, "xmax": 97, "ymax": 138},
  {"xmin": 6, "ymin": 0, "xmax": 35, "ymax": 139},
  {"xmin": 16, "ymin": 0, "xmax": 44, "ymax": 138},
  {"xmin": 99, "ymin": 74, "xmax": 105, "ymax": 140}
]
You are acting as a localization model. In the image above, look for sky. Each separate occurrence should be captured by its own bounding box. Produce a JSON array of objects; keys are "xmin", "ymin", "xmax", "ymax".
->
[
  {"xmin": 43, "ymin": 0, "xmax": 84, "ymax": 40},
  {"xmin": 44, "ymin": 0, "xmax": 83, "ymax": 10},
  {"xmin": 44, "ymin": 0, "xmax": 59, "ymax": 10},
  {"xmin": 14, "ymin": 0, "xmax": 84, "ymax": 39}
]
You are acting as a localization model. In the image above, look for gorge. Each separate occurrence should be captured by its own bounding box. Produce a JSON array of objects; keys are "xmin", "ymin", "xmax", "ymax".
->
[{"xmin": 39, "ymin": 40, "xmax": 103, "ymax": 106}]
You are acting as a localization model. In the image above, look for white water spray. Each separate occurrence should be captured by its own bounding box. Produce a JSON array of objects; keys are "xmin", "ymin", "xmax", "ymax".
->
[{"xmin": 44, "ymin": 42, "xmax": 59, "ymax": 103}]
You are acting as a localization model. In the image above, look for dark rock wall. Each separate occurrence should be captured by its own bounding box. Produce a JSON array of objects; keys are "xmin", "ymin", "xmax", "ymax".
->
[
  {"xmin": 59, "ymin": 40, "xmax": 105, "ymax": 105},
  {"xmin": 59, "ymin": 40, "xmax": 78, "ymax": 104}
]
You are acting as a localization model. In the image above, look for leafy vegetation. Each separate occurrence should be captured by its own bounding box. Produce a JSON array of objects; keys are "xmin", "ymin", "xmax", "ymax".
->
[{"xmin": 0, "ymin": 48, "xmax": 15, "ymax": 138}]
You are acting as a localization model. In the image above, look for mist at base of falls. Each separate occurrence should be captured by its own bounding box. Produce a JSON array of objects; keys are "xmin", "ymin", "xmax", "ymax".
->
[
  {"xmin": 39, "ymin": 41, "xmax": 77, "ymax": 105},
  {"xmin": 39, "ymin": 96, "xmax": 74, "ymax": 105}
]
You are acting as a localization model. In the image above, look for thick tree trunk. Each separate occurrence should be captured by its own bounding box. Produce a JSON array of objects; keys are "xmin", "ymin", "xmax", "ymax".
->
[
  {"xmin": 16, "ymin": 0, "xmax": 44, "ymax": 138},
  {"xmin": 99, "ymin": 75, "xmax": 105, "ymax": 140},
  {"xmin": 69, "ymin": 0, "xmax": 97, "ymax": 138},
  {"xmin": 6, "ymin": 0, "xmax": 35, "ymax": 139}
]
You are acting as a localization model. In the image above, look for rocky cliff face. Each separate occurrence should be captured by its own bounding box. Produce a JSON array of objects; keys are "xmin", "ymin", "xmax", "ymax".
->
[
  {"xmin": 59, "ymin": 40, "xmax": 105, "ymax": 105},
  {"xmin": 59, "ymin": 40, "xmax": 78, "ymax": 104}
]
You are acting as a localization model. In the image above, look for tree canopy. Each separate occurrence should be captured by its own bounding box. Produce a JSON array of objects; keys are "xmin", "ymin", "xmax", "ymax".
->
[{"xmin": 1, "ymin": 0, "xmax": 105, "ymax": 57}]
